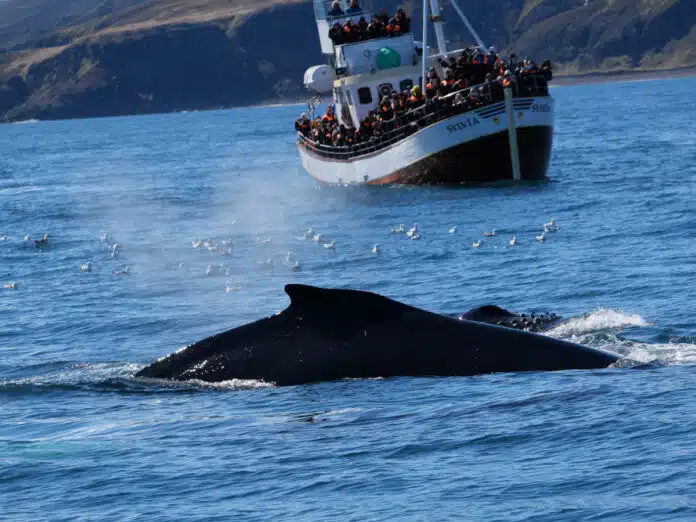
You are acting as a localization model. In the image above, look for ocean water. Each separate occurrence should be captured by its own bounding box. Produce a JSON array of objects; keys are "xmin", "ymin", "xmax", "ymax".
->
[{"xmin": 2, "ymin": 76, "xmax": 696, "ymax": 521}]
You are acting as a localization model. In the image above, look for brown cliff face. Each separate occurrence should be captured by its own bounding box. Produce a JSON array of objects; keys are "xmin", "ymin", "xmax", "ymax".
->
[{"xmin": 1, "ymin": 0, "xmax": 695, "ymax": 122}]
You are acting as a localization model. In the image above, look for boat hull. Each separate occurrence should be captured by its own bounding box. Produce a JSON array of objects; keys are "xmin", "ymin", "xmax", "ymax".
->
[{"xmin": 298, "ymin": 96, "xmax": 554, "ymax": 185}]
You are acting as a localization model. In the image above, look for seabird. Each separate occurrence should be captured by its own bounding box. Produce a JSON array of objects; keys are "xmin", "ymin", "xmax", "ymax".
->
[
  {"xmin": 291, "ymin": 261, "xmax": 302, "ymax": 272},
  {"xmin": 407, "ymin": 224, "xmax": 419, "ymax": 238},
  {"xmin": 372, "ymin": 244, "xmax": 380, "ymax": 255},
  {"xmin": 313, "ymin": 233, "xmax": 323, "ymax": 243},
  {"xmin": 410, "ymin": 234, "xmax": 421, "ymax": 241},
  {"xmin": 536, "ymin": 233, "xmax": 546, "ymax": 242},
  {"xmin": 257, "ymin": 236, "xmax": 272, "ymax": 245},
  {"xmin": 509, "ymin": 236, "xmax": 517, "ymax": 246},
  {"xmin": 100, "ymin": 232, "xmax": 109, "ymax": 243},
  {"xmin": 225, "ymin": 285, "xmax": 243, "ymax": 293},
  {"xmin": 3, "ymin": 282, "xmax": 17, "ymax": 289},
  {"xmin": 0, "ymin": 235, "xmax": 7, "ymax": 241},
  {"xmin": 324, "ymin": 240, "xmax": 336, "ymax": 250},
  {"xmin": 81, "ymin": 262, "xmax": 92, "ymax": 272},
  {"xmin": 391, "ymin": 224, "xmax": 406, "ymax": 234},
  {"xmin": 112, "ymin": 266, "xmax": 130, "ymax": 276},
  {"xmin": 484, "ymin": 229, "xmax": 496, "ymax": 237},
  {"xmin": 473, "ymin": 240, "xmax": 482, "ymax": 248},
  {"xmin": 449, "ymin": 227, "xmax": 458, "ymax": 234},
  {"xmin": 34, "ymin": 234, "xmax": 49, "ymax": 246},
  {"xmin": 111, "ymin": 244, "xmax": 121, "ymax": 258}
]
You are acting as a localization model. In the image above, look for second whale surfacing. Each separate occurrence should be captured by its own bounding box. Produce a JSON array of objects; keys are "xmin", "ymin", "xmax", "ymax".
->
[{"xmin": 136, "ymin": 284, "xmax": 620, "ymax": 386}]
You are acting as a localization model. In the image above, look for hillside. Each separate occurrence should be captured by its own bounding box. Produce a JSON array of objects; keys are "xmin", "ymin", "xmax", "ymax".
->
[{"xmin": 1, "ymin": 0, "xmax": 695, "ymax": 122}]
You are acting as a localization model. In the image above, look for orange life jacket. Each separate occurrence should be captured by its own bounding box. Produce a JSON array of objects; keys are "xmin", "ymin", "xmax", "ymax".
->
[
  {"xmin": 502, "ymin": 79, "xmax": 512, "ymax": 88},
  {"xmin": 323, "ymin": 113, "xmax": 336, "ymax": 123}
]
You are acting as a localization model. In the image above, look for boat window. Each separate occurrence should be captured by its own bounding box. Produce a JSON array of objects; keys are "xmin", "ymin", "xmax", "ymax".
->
[
  {"xmin": 378, "ymin": 83, "xmax": 393, "ymax": 99},
  {"xmin": 357, "ymin": 87, "xmax": 373, "ymax": 105},
  {"xmin": 399, "ymin": 79, "xmax": 414, "ymax": 92}
]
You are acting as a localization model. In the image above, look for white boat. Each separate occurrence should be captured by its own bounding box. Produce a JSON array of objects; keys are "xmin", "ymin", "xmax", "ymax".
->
[{"xmin": 296, "ymin": 0, "xmax": 555, "ymax": 185}]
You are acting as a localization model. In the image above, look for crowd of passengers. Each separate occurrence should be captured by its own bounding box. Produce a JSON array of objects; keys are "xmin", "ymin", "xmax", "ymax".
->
[
  {"xmin": 328, "ymin": 2, "xmax": 411, "ymax": 44},
  {"xmin": 295, "ymin": 47, "xmax": 553, "ymax": 149}
]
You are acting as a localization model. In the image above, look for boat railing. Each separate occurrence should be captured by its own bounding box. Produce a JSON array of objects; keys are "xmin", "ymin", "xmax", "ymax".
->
[{"xmin": 298, "ymin": 75, "xmax": 550, "ymax": 161}]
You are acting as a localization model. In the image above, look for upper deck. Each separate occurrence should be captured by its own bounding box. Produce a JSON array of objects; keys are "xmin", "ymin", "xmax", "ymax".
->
[{"xmin": 313, "ymin": 0, "xmax": 375, "ymax": 55}]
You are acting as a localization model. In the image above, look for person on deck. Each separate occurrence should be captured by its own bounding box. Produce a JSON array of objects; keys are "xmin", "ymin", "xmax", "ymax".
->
[
  {"xmin": 395, "ymin": 9, "xmax": 410, "ymax": 33},
  {"xmin": 408, "ymin": 85, "xmax": 425, "ymax": 109},
  {"xmin": 328, "ymin": 1, "xmax": 344, "ymax": 17},
  {"xmin": 295, "ymin": 113, "xmax": 311, "ymax": 136},
  {"xmin": 323, "ymin": 105, "xmax": 338, "ymax": 125},
  {"xmin": 385, "ymin": 18, "xmax": 401, "ymax": 37},
  {"xmin": 329, "ymin": 22, "xmax": 343, "ymax": 44},
  {"xmin": 367, "ymin": 17, "xmax": 386, "ymax": 39},
  {"xmin": 342, "ymin": 20, "xmax": 359, "ymax": 43},
  {"xmin": 375, "ymin": 8, "xmax": 389, "ymax": 25},
  {"xmin": 345, "ymin": 0, "xmax": 362, "ymax": 15}
]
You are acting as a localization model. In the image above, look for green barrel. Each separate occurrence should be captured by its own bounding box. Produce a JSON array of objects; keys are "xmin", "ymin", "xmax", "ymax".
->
[{"xmin": 376, "ymin": 47, "xmax": 402, "ymax": 70}]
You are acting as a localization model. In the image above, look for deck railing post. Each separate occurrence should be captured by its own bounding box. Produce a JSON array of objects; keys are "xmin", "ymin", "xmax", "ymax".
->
[{"xmin": 504, "ymin": 86, "xmax": 522, "ymax": 181}]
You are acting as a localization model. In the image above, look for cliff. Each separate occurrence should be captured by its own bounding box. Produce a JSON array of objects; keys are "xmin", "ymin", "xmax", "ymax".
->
[{"xmin": 1, "ymin": 0, "xmax": 695, "ymax": 122}]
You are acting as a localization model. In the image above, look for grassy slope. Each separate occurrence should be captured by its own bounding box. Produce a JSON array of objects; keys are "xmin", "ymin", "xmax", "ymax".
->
[{"xmin": 1, "ymin": 0, "xmax": 695, "ymax": 121}]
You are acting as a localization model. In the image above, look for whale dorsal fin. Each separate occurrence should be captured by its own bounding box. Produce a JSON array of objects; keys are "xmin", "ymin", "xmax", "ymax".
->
[{"xmin": 284, "ymin": 284, "xmax": 407, "ymax": 325}]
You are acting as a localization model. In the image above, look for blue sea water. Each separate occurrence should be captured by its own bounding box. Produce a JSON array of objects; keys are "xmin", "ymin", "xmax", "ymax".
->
[{"xmin": 2, "ymin": 76, "xmax": 696, "ymax": 521}]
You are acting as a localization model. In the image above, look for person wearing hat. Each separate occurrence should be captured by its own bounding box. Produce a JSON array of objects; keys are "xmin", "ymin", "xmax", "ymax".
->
[
  {"xmin": 408, "ymin": 85, "xmax": 425, "ymax": 109},
  {"xmin": 328, "ymin": 1, "xmax": 344, "ymax": 17},
  {"xmin": 346, "ymin": 0, "xmax": 362, "ymax": 15},
  {"xmin": 295, "ymin": 112, "xmax": 311, "ymax": 137},
  {"xmin": 502, "ymin": 69, "xmax": 515, "ymax": 88}
]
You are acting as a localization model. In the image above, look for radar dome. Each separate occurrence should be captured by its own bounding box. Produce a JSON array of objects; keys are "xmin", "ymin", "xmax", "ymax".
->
[{"xmin": 303, "ymin": 65, "xmax": 336, "ymax": 93}]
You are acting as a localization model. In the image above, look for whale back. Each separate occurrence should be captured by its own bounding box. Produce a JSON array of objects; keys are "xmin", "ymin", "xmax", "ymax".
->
[{"xmin": 137, "ymin": 285, "xmax": 619, "ymax": 385}]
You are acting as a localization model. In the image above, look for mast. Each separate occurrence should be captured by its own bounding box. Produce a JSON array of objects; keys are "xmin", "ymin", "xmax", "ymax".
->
[
  {"xmin": 421, "ymin": 0, "xmax": 429, "ymax": 95},
  {"xmin": 449, "ymin": 0, "xmax": 487, "ymax": 49},
  {"xmin": 429, "ymin": 0, "xmax": 448, "ymax": 55}
]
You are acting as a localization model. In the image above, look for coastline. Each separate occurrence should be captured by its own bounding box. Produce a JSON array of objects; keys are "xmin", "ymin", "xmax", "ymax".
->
[{"xmin": 553, "ymin": 65, "xmax": 696, "ymax": 86}]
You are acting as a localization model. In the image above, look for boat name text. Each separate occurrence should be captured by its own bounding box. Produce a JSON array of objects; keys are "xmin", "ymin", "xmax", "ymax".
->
[
  {"xmin": 447, "ymin": 117, "xmax": 481, "ymax": 134},
  {"xmin": 531, "ymin": 103, "xmax": 551, "ymax": 113}
]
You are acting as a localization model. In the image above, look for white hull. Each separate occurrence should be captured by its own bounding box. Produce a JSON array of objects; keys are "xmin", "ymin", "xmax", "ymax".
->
[{"xmin": 298, "ymin": 96, "xmax": 555, "ymax": 185}]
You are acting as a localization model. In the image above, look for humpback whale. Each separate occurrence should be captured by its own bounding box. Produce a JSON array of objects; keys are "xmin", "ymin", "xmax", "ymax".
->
[
  {"xmin": 457, "ymin": 305, "xmax": 562, "ymax": 333},
  {"xmin": 136, "ymin": 285, "xmax": 619, "ymax": 386}
]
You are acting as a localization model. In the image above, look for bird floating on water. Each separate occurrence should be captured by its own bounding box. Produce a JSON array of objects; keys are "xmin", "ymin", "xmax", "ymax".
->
[
  {"xmin": 113, "ymin": 266, "xmax": 130, "ymax": 276},
  {"xmin": 410, "ymin": 234, "xmax": 420, "ymax": 241},
  {"xmin": 509, "ymin": 236, "xmax": 517, "ymax": 246},
  {"xmin": 406, "ymin": 224, "xmax": 419, "ymax": 238},
  {"xmin": 449, "ymin": 226, "xmax": 458, "ymax": 234},
  {"xmin": 484, "ymin": 229, "xmax": 496, "ymax": 237},
  {"xmin": 313, "ymin": 233, "xmax": 324, "ymax": 243},
  {"xmin": 324, "ymin": 240, "xmax": 336, "ymax": 250},
  {"xmin": 111, "ymin": 244, "xmax": 121, "ymax": 258},
  {"xmin": 24, "ymin": 235, "xmax": 30, "ymax": 241},
  {"xmin": 100, "ymin": 232, "xmax": 109, "ymax": 243},
  {"xmin": 544, "ymin": 218, "xmax": 558, "ymax": 233},
  {"xmin": 3, "ymin": 282, "xmax": 17, "ymax": 289},
  {"xmin": 34, "ymin": 234, "xmax": 49, "ymax": 246},
  {"xmin": 391, "ymin": 224, "xmax": 406, "ymax": 234},
  {"xmin": 372, "ymin": 244, "xmax": 380, "ymax": 255},
  {"xmin": 536, "ymin": 233, "xmax": 546, "ymax": 242},
  {"xmin": 257, "ymin": 236, "xmax": 272, "ymax": 245},
  {"xmin": 473, "ymin": 240, "xmax": 482, "ymax": 248},
  {"xmin": 291, "ymin": 261, "xmax": 302, "ymax": 272},
  {"xmin": 225, "ymin": 285, "xmax": 243, "ymax": 293},
  {"xmin": 81, "ymin": 262, "xmax": 92, "ymax": 272},
  {"xmin": 0, "ymin": 235, "xmax": 7, "ymax": 241}
]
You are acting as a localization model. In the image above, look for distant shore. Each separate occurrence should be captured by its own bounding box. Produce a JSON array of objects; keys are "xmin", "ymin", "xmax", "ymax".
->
[{"xmin": 553, "ymin": 65, "xmax": 696, "ymax": 86}]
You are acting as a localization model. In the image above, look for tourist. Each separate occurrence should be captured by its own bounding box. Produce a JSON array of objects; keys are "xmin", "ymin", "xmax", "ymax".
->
[
  {"xmin": 328, "ymin": 1, "xmax": 344, "ymax": 17},
  {"xmin": 345, "ymin": 0, "xmax": 362, "ymax": 15}
]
